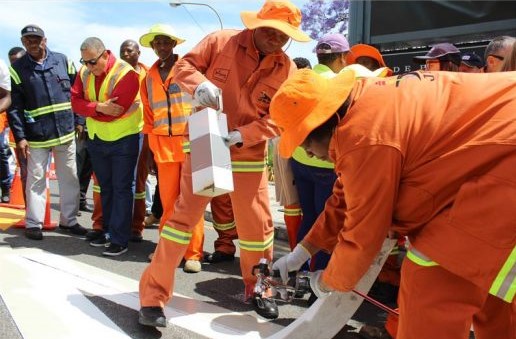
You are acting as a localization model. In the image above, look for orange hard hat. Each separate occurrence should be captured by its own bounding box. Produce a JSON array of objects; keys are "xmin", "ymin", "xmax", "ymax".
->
[
  {"xmin": 270, "ymin": 69, "xmax": 356, "ymax": 158},
  {"xmin": 347, "ymin": 43, "xmax": 387, "ymax": 68}
]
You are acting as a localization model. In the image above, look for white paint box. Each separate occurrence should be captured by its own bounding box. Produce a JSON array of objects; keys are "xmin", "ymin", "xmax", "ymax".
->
[{"xmin": 188, "ymin": 107, "xmax": 233, "ymax": 197}]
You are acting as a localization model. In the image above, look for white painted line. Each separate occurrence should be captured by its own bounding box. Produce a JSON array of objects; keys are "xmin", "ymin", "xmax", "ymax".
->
[
  {"xmin": 0, "ymin": 248, "xmax": 130, "ymax": 339},
  {"xmin": 0, "ymin": 247, "xmax": 283, "ymax": 338}
]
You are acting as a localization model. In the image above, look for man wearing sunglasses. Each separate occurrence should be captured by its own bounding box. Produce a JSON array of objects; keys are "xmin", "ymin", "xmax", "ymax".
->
[
  {"xmin": 71, "ymin": 37, "xmax": 142, "ymax": 257},
  {"xmin": 484, "ymin": 35, "xmax": 516, "ymax": 73},
  {"xmin": 8, "ymin": 24, "xmax": 87, "ymax": 240}
]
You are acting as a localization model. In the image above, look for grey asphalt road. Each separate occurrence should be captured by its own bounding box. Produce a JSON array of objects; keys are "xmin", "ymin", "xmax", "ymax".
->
[{"xmin": 0, "ymin": 178, "xmax": 390, "ymax": 339}]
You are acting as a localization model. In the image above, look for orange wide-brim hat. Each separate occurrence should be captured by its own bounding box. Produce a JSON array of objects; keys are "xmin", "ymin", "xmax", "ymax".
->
[
  {"xmin": 270, "ymin": 69, "xmax": 356, "ymax": 158},
  {"xmin": 241, "ymin": 0, "xmax": 311, "ymax": 42},
  {"xmin": 347, "ymin": 43, "xmax": 387, "ymax": 68}
]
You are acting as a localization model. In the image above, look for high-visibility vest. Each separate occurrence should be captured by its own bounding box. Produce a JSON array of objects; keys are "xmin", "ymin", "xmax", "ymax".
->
[
  {"xmin": 145, "ymin": 66, "xmax": 191, "ymax": 136},
  {"xmin": 81, "ymin": 59, "xmax": 143, "ymax": 141}
]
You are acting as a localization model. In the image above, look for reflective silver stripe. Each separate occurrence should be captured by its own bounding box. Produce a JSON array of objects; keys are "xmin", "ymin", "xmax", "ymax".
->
[
  {"xmin": 150, "ymin": 100, "xmax": 168, "ymax": 110},
  {"xmin": 153, "ymin": 116, "xmax": 189, "ymax": 129}
]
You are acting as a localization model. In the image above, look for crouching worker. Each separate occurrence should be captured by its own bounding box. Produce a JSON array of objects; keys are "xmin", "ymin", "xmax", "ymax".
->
[{"xmin": 270, "ymin": 69, "xmax": 516, "ymax": 339}]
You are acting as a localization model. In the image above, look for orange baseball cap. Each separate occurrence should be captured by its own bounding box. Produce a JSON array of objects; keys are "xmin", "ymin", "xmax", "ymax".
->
[
  {"xmin": 241, "ymin": 0, "xmax": 311, "ymax": 42},
  {"xmin": 346, "ymin": 44, "xmax": 387, "ymax": 67},
  {"xmin": 270, "ymin": 69, "xmax": 356, "ymax": 158}
]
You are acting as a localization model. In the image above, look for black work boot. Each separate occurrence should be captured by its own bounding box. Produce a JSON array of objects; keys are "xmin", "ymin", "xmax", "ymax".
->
[
  {"xmin": 251, "ymin": 293, "xmax": 279, "ymax": 319},
  {"xmin": 138, "ymin": 307, "xmax": 167, "ymax": 327}
]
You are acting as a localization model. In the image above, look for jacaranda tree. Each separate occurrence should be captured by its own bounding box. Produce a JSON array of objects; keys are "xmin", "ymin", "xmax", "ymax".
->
[{"xmin": 301, "ymin": 0, "xmax": 350, "ymax": 40}]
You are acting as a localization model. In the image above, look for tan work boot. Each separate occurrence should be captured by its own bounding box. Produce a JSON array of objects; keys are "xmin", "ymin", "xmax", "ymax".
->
[{"xmin": 183, "ymin": 259, "xmax": 202, "ymax": 273}]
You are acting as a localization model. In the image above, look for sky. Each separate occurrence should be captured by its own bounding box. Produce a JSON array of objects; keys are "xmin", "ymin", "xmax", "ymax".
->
[{"xmin": 0, "ymin": 0, "xmax": 319, "ymax": 68}]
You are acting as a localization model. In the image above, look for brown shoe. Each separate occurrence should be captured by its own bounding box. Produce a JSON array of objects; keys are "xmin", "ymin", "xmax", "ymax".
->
[
  {"xmin": 144, "ymin": 214, "xmax": 160, "ymax": 227},
  {"xmin": 205, "ymin": 251, "xmax": 235, "ymax": 263}
]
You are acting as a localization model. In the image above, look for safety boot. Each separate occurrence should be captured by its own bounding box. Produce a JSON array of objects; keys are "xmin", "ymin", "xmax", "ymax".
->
[
  {"xmin": 138, "ymin": 307, "xmax": 167, "ymax": 327},
  {"xmin": 251, "ymin": 293, "xmax": 279, "ymax": 319}
]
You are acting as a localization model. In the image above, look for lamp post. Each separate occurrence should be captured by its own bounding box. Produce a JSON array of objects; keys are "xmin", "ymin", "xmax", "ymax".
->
[{"xmin": 169, "ymin": 1, "xmax": 223, "ymax": 31}]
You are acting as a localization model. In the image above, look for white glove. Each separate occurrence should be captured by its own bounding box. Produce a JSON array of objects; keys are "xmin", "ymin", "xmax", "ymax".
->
[
  {"xmin": 272, "ymin": 244, "xmax": 311, "ymax": 284},
  {"xmin": 194, "ymin": 81, "xmax": 220, "ymax": 108},
  {"xmin": 224, "ymin": 131, "xmax": 242, "ymax": 147},
  {"xmin": 310, "ymin": 270, "xmax": 332, "ymax": 299}
]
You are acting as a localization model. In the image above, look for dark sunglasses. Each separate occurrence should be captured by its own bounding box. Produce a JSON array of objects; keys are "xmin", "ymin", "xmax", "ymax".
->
[{"xmin": 80, "ymin": 50, "xmax": 105, "ymax": 66}]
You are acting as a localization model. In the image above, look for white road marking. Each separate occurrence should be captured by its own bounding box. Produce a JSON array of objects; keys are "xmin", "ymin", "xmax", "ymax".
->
[{"xmin": 0, "ymin": 247, "xmax": 282, "ymax": 339}]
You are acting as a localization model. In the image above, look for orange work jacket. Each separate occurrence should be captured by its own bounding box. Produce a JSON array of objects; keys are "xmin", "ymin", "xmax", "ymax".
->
[
  {"xmin": 173, "ymin": 29, "xmax": 296, "ymax": 163},
  {"xmin": 141, "ymin": 56, "xmax": 189, "ymax": 163},
  {"xmin": 304, "ymin": 71, "xmax": 516, "ymax": 302}
]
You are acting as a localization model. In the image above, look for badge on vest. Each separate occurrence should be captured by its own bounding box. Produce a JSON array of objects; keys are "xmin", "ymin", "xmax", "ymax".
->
[{"xmin": 168, "ymin": 83, "xmax": 181, "ymax": 94}]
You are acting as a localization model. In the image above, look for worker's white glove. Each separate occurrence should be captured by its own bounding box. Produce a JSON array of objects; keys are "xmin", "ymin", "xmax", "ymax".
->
[
  {"xmin": 224, "ymin": 131, "xmax": 242, "ymax": 147},
  {"xmin": 272, "ymin": 244, "xmax": 311, "ymax": 284},
  {"xmin": 194, "ymin": 81, "xmax": 221, "ymax": 108},
  {"xmin": 310, "ymin": 270, "xmax": 332, "ymax": 299}
]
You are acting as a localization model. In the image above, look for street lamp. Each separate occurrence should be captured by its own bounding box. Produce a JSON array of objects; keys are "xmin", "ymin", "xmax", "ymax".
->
[{"xmin": 169, "ymin": 1, "xmax": 223, "ymax": 31}]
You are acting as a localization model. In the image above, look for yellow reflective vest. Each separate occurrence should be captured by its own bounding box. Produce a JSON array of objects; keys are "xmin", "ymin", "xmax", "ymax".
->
[{"xmin": 80, "ymin": 59, "xmax": 142, "ymax": 141}]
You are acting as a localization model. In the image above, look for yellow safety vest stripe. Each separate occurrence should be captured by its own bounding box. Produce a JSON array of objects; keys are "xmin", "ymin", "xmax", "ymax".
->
[
  {"xmin": 9, "ymin": 66, "xmax": 21, "ymax": 84},
  {"xmin": 28, "ymin": 131, "xmax": 75, "ymax": 148},
  {"xmin": 25, "ymin": 102, "xmax": 72, "ymax": 118},
  {"xmin": 283, "ymin": 207, "xmax": 302, "ymax": 217},
  {"xmin": 406, "ymin": 248, "xmax": 438, "ymax": 267},
  {"xmin": 489, "ymin": 245, "xmax": 516, "ymax": 302},
  {"xmin": 134, "ymin": 191, "xmax": 146, "ymax": 200},
  {"xmin": 92, "ymin": 185, "xmax": 101, "ymax": 193},
  {"xmin": 182, "ymin": 141, "xmax": 190, "ymax": 153},
  {"xmin": 212, "ymin": 220, "xmax": 235, "ymax": 231},
  {"xmin": 160, "ymin": 225, "xmax": 192, "ymax": 245},
  {"xmin": 231, "ymin": 160, "xmax": 266, "ymax": 173},
  {"xmin": 292, "ymin": 146, "xmax": 335, "ymax": 169},
  {"xmin": 239, "ymin": 235, "xmax": 274, "ymax": 252}
]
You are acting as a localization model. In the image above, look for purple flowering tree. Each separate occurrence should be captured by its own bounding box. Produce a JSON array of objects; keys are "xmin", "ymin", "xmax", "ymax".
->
[{"xmin": 301, "ymin": 0, "xmax": 350, "ymax": 40}]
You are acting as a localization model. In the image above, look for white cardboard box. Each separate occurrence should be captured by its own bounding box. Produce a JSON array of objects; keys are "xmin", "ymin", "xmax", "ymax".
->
[{"xmin": 188, "ymin": 107, "xmax": 234, "ymax": 197}]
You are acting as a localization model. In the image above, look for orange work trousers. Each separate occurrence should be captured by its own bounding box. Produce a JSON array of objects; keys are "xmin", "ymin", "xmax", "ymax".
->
[
  {"xmin": 156, "ymin": 161, "xmax": 204, "ymax": 261},
  {"xmin": 398, "ymin": 258, "xmax": 516, "ymax": 339},
  {"xmin": 139, "ymin": 154, "xmax": 274, "ymax": 307},
  {"xmin": 283, "ymin": 203, "xmax": 302, "ymax": 250},
  {"xmin": 91, "ymin": 173, "xmax": 103, "ymax": 230},
  {"xmin": 131, "ymin": 135, "xmax": 151, "ymax": 237},
  {"xmin": 211, "ymin": 193, "xmax": 237, "ymax": 255}
]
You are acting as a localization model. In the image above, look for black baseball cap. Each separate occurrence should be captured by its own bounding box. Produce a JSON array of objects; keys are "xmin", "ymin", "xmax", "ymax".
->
[
  {"xmin": 461, "ymin": 52, "xmax": 485, "ymax": 68},
  {"xmin": 21, "ymin": 24, "xmax": 45, "ymax": 38},
  {"xmin": 413, "ymin": 43, "xmax": 461, "ymax": 64}
]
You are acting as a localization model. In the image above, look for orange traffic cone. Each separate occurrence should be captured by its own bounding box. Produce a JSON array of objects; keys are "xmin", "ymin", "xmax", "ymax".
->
[
  {"xmin": 0, "ymin": 165, "xmax": 26, "ymax": 226},
  {"xmin": 42, "ymin": 184, "xmax": 57, "ymax": 230},
  {"xmin": 8, "ymin": 167, "xmax": 24, "ymax": 207},
  {"xmin": 12, "ymin": 167, "xmax": 57, "ymax": 230},
  {"xmin": 48, "ymin": 154, "xmax": 57, "ymax": 180}
]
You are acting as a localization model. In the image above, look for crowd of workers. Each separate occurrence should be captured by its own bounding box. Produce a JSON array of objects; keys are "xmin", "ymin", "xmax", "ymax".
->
[{"xmin": 0, "ymin": 0, "xmax": 515, "ymax": 338}]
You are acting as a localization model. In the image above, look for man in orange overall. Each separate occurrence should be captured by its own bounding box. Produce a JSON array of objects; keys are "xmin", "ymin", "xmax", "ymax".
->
[
  {"xmin": 271, "ymin": 69, "xmax": 516, "ymax": 339},
  {"xmin": 137, "ymin": 24, "xmax": 205, "ymax": 272},
  {"xmin": 138, "ymin": 0, "xmax": 310, "ymax": 326}
]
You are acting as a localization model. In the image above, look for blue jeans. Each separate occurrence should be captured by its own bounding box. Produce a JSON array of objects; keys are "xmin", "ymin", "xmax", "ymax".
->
[
  {"xmin": 0, "ymin": 129, "xmax": 13, "ymax": 192},
  {"xmin": 88, "ymin": 133, "xmax": 140, "ymax": 247},
  {"xmin": 291, "ymin": 159, "xmax": 337, "ymax": 271}
]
